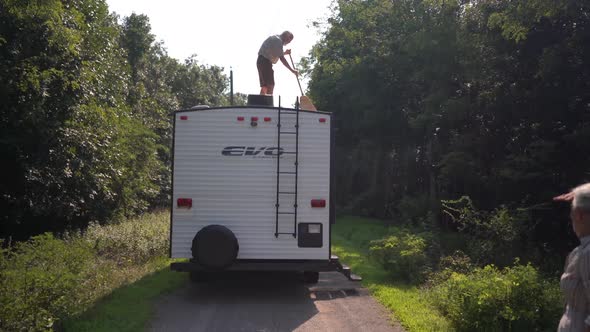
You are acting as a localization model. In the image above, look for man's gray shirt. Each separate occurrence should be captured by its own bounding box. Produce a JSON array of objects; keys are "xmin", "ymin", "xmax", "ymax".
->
[{"xmin": 258, "ymin": 35, "xmax": 283, "ymax": 64}]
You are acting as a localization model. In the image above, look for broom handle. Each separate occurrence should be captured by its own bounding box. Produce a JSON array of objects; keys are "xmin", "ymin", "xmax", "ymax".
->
[{"xmin": 288, "ymin": 53, "xmax": 304, "ymax": 96}]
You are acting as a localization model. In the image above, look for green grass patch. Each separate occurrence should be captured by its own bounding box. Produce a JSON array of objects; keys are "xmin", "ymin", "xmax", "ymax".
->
[
  {"xmin": 332, "ymin": 216, "xmax": 452, "ymax": 332},
  {"xmin": 63, "ymin": 257, "xmax": 185, "ymax": 332}
]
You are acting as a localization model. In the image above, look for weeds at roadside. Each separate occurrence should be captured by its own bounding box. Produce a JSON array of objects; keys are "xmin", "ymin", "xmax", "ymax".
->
[{"xmin": 0, "ymin": 211, "xmax": 175, "ymax": 331}]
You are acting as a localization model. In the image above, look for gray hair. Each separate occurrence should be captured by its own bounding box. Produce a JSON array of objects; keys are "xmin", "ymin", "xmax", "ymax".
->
[
  {"xmin": 572, "ymin": 183, "xmax": 590, "ymax": 212},
  {"xmin": 280, "ymin": 31, "xmax": 293, "ymax": 41}
]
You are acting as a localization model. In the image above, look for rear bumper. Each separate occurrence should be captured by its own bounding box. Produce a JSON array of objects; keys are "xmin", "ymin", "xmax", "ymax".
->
[
  {"xmin": 171, "ymin": 255, "xmax": 361, "ymax": 281},
  {"xmin": 172, "ymin": 259, "xmax": 336, "ymax": 272}
]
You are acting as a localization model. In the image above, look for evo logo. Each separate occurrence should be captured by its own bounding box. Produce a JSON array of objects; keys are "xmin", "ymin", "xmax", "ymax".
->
[{"xmin": 221, "ymin": 146, "xmax": 283, "ymax": 157}]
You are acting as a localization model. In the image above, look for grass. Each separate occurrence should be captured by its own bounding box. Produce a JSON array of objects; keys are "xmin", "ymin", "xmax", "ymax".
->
[
  {"xmin": 63, "ymin": 257, "xmax": 185, "ymax": 332},
  {"xmin": 332, "ymin": 216, "xmax": 452, "ymax": 332}
]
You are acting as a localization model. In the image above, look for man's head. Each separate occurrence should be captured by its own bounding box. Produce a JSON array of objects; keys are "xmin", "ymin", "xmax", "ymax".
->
[
  {"xmin": 556, "ymin": 183, "xmax": 590, "ymax": 237},
  {"xmin": 571, "ymin": 183, "xmax": 590, "ymax": 237},
  {"xmin": 280, "ymin": 31, "xmax": 294, "ymax": 45}
]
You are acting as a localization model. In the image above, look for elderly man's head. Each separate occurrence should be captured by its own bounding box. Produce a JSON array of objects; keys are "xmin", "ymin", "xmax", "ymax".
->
[
  {"xmin": 569, "ymin": 183, "xmax": 590, "ymax": 237},
  {"xmin": 280, "ymin": 31, "xmax": 294, "ymax": 45}
]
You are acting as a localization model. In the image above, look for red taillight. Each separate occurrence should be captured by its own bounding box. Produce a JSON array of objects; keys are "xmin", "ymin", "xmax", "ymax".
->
[
  {"xmin": 177, "ymin": 198, "xmax": 192, "ymax": 208},
  {"xmin": 251, "ymin": 116, "xmax": 258, "ymax": 122},
  {"xmin": 319, "ymin": 118, "xmax": 326, "ymax": 123},
  {"xmin": 237, "ymin": 116, "xmax": 244, "ymax": 121},
  {"xmin": 180, "ymin": 115, "xmax": 188, "ymax": 120},
  {"xmin": 311, "ymin": 199, "xmax": 326, "ymax": 208},
  {"xmin": 264, "ymin": 117, "xmax": 272, "ymax": 122}
]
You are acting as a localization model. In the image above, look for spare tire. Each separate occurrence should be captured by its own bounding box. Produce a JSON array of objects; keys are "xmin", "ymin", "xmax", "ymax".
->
[{"xmin": 191, "ymin": 225, "xmax": 239, "ymax": 269}]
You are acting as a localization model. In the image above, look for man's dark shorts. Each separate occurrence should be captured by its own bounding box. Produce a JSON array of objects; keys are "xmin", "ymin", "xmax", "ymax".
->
[{"xmin": 257, "ymin": 55, "xmax": 274, "ymax": 87}]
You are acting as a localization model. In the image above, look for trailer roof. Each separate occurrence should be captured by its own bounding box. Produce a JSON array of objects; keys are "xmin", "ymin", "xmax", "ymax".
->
[{"xmin": 171, "ymin": 105, "xmax": 332, "ymax": 116}]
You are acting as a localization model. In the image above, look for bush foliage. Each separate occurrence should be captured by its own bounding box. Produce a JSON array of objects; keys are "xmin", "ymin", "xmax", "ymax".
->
[
  {"xmin": 0, "ymin": 212, "xmax": 169, "ymax": 331},
  {"xmin": 441, "ymin": 196, "xmax": 544, "ymax": 268},
  {"xmin": 369, "ymin": 231, "xmax": 431, "ymax": 283},
  {"xmin": 430, "ymin": 263, "xmax": 562, "ymax": 331},
  {"xmin": 84, "ymin": 212, "xmax": 169, "ymax": 266},
  {"xmin": 368, "ymin": 211, "xmax": 562, "ymax": 331},
  {"xmin": 0, "ymin": 235, "xmax": 94, "ymax": 331}
]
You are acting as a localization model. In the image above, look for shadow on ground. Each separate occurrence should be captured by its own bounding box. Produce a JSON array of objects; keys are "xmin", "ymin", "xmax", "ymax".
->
[
  {"xmin": 148, "ymin": 271, "xmax": 399, "ymax": 332},
  {"xmin": 149, "ymin": 271, "xmax": 316, "ymax": 332}
]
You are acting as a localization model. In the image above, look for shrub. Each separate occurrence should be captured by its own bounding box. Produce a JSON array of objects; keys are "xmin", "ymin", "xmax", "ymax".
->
[
  {"xmin": 426, "ymin": 250, "xmax": 474, "ymax": 287},
  {"xmin": 441, "ymin": 196, "xmax": 532, "ymax": 267},
  {"xmin": 430, "ymin": 263, "xmax": 562, "ymax": 331},
  {"xmin": 0, "ymin": 234, "xmax": 94, "ymax": 331},
  {"xmin": 84, "ymin": 211, "xmax": 169, "ymax": 266},
  {"xmin": 438, "ymin": 250, "xmax": 473, "ymax": 274},
  {"xmin": 369, "ymin": 231, "xmax": 430, "ymax": 283},
  {"xmin": 396, "ymin": 194, "xmax": 433, "ymax": 225},
  {"xmin": 0, "ymin": 211, "xmax": 171, "ymax": 331}
]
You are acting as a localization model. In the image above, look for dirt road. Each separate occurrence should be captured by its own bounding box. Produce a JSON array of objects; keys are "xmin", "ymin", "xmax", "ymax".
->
[{"xmin": 148, "ymin": 271, "xmax": 404, "ymax": 332}]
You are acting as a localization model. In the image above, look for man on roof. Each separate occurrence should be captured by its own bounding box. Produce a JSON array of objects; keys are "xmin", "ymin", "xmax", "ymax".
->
[{"xmin": 257, "ymin": 31, "xmax": 299, "ymax": 95}]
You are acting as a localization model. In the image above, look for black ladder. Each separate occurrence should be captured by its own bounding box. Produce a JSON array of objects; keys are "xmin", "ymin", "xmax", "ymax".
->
[{"xmin": 275, "ymin": 97, "xmax": 300, "ymax": 238}]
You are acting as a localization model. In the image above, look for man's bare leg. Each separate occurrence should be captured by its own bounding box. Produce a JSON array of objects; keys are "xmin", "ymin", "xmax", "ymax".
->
[{"xmin": 260, "ymin": 85, "xmax": 274, "ymax": 95}]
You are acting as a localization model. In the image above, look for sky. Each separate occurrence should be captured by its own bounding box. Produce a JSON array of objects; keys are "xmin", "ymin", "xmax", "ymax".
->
[{"xmin": 105, "ymin": 0, "xmax": 334, "ymax": 105}]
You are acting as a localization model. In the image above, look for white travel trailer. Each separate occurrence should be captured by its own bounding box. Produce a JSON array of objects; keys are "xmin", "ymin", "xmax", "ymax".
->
[{"xmin": 170, "ymin": 96, "xmax": 360, "ymax": 283}]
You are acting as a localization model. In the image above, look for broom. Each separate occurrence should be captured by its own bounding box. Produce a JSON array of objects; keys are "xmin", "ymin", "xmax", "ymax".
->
[{"xmin": 288, "ymin": 54, "xmax": 317, "ymax": 111}]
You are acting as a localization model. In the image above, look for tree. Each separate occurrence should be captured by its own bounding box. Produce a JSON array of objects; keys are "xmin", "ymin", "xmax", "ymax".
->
[
  {"xmin": 172, "ymin": 55, "xmax": 229, "ymax": 109},
  {"xmin": 307, "ymin": 0, "xmax": 590, "ymax": 258},
  {"xmin": 1, "ymin": 1, "xmax": 160, "ymax": 238}
]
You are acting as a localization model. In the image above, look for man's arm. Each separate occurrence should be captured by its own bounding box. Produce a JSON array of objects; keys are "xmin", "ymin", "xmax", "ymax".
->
[{"xmin": 279, "ymin": 49, "xmax": 298, "ymax": 75}]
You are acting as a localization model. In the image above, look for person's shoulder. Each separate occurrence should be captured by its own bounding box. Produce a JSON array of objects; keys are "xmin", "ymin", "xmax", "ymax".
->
[
  {"xmin": 575, "ymin": 242, "xmax": 590, "ymax": 262},
  {"xmin": 262, "ymin": 35, "xmax": 281, "ymax": 45},
  {"xmin": 268, "ymin": 36, "xmax": 283, "ymax": 48},
  {"xmin": 580, "ymin": 237, "xmax": 590, "ymax": 252},
  {"xmin": 581, "ymin": 244, "xmax": 590, "ymax": 254}
]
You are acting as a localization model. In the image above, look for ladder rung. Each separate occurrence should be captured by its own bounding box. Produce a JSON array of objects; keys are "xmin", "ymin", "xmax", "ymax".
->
[
  {"xmin": 277, "ymin": 212, "xmax": 296, "ymax": 215},
  {"xmin": 278, "ymin": 192, "xmax": 296, "ymax": 194},
  {"xmin": 279, "ymin": 171, "xmax": 296, "ymax": 175},
  {"xmin": 279, "ymin": 131, "xmax": 297, "ymax": 134}
]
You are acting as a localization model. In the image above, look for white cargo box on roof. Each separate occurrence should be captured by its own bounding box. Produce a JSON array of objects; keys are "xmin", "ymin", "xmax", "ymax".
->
[{"xmin": 170, "ymin": 96, "xmax": 360, "ymax": 283}]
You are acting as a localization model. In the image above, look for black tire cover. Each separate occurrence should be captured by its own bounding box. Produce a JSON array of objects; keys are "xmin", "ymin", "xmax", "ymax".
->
[{"xmin": 191, "ymin": 225, "xmax": 239, "ymax": 269}]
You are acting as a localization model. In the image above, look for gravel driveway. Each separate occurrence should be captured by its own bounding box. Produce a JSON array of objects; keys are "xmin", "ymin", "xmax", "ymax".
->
[{"xmin": 148, "ymin": 271, "xmax": 404, "ymax": 332}]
